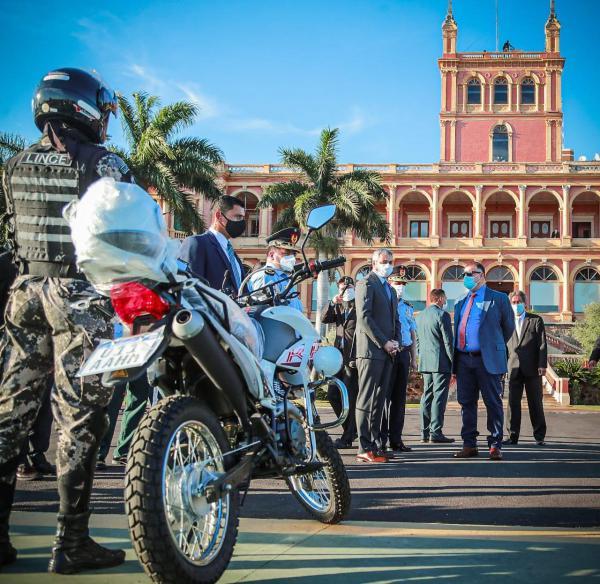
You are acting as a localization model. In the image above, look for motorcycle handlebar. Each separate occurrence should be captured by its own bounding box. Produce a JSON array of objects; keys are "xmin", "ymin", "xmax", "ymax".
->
[{"xmin": 315, "ymin": 256, "xmax": 346, "ymax": 271}]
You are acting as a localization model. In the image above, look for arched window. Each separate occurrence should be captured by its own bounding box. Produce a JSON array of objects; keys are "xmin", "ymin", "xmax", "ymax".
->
[
  {"xmin": 494, "ymin": 77, "xmax": 508, "ymax": 104},
  {"xmin": 236, "ymin": 191, "xmax": 259, "ymax": 237},
  {"xmin": 487, "ymin": 266, "xmax": 514, "ymax": 282},
  {"xmin": 521, "ymin": 77, "xmax": 535, "ymax": 105},
  {"xmin": 356, "ymin": 265, "xmax": 371, "ymax": 281},
  {"xmin": 574, "ymin": 267, "xmax": 600, "ymax": 313},
  {"xmin": 441, "ymin": 265, "xmax": 465, "ymax": 311},
  {"xmin": 311, "ymin": 269, "xmax": 341, "ymax": 312},
  {"xmin": 530, "ymin": 266, "xmax": 559, "ymax": 312},
  {"xmin": 404, "ymin": 265, "xmax": 427, "ymax": 311},
  {"xmin": 467, "ymin": 78, "xmax": 481, "ymax": 104},
  {"xmin": 492, "ymin": 125, "xmax": 509, "ymax": 162}
]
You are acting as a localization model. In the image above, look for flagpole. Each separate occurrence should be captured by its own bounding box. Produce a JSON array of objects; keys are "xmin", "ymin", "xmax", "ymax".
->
[{"xmin": 496, "ymin": 0, "xmax": 499, "ymax": 52}]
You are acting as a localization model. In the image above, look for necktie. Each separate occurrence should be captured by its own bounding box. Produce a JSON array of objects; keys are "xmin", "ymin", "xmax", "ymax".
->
[
  {"xmin": 226, "ymin": 241, "xmax": 241, "ymax": 289},
  {"xmin": 458, "ymin": 293, "xmax": 476, "ymax": 350},
  {"xmin": 384, "ymin": 281, "xmax": 392, "ymax": 301}
]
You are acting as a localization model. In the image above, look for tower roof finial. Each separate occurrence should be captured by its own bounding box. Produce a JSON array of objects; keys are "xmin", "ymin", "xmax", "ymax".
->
[
  {"xmin": 550, "ymin": 0, "xmax": 555, "ymax": 16},
  {"xmin": 448, "ymin": 0, "xmax": 453, "ymax": 16}
]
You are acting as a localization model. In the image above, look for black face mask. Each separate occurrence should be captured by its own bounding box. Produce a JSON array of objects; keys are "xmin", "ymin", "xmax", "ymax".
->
[{"xmin": 224, "ymin": 217, "xmax": 246, "ymax": 238}]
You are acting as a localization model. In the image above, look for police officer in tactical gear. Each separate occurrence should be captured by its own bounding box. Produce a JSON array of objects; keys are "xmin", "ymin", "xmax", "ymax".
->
[{"xmin": 0, "ymin": 68, "xmax": 133, "ymax": 573}]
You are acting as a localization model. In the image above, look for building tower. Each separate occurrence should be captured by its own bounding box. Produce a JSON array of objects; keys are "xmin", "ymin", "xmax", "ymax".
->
[{"xmin": 438, "ymin": 0, "xmax": 566, "ymax": 164}]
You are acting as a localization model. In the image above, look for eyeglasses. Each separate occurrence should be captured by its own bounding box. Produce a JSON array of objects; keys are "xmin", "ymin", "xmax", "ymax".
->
[{"xmin": 462, "ymin": 271, "xmax": 482, "ymax": 277}]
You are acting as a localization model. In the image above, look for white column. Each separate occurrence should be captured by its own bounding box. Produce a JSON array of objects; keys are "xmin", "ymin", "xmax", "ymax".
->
[
  {"xmin": 545, "ymin": 120, "xmax": 552, "ymax": 162},
  {"xmin": 431, "ymin": 258, "xmax": 439, "ymax": 290},
  {"xmin": 562, "ymin": 184, "xmax": 571, "ymax": 245},
  {"xmin": 440, "ymin": 121, "xmax": 447, "ymax": 161},
  {"xmin": 518, "ymin": 184, "xmax": 527, "ymax": 240},
  {"xmin": 441, "ymin": 71, "xmax": 447, "ymax": 112},
  {"xmin": 388, "ymin": 185, "xmax": 398, "ymax": 241},
  {"xmin": 562, "ymin": 258, "xmax": 571, "ymax": 318},
  {"xmin": 474, "ymin": 185, "xmax": 483, "ymax": 242},
  {"xmin": 518, "ymin": 259, "xmax": 526, "ymax": 293},
  {"xmin": 431, "ymin": 184, "xmax": 440, "ymax": 246}
]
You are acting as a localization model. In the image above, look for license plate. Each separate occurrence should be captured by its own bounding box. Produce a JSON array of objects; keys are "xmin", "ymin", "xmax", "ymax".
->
[{"xmin": 78, "ymin": 327, "xmax": 165, "ymax": 377}]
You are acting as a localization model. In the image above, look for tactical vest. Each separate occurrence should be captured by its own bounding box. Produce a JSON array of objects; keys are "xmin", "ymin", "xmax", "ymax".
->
[{"xmin": 5, "ymin": 140, "xmax": 107, "ymax": 277}]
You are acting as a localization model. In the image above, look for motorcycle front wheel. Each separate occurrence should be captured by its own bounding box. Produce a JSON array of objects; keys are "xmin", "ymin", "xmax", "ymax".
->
[
  {"xmin": 125, "ymin": 395, "xmax": 240, "ymax": 584},
  {"xmin": 286, "ymin": 430, "xmax": 351, "ymax": 524}
]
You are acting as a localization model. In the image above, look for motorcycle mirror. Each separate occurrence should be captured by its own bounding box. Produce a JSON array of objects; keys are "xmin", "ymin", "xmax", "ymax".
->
[{"xmin": 306, "ymin": 205, "xmax": 336, "ymax": 230}]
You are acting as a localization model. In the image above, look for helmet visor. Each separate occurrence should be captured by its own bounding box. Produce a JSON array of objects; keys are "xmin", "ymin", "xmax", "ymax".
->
[{"xmin": 98, "ymin": 86, "xmax": 118, "ymax": 118}]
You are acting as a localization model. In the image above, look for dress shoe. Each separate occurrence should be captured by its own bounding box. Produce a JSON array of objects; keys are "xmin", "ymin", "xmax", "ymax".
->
[
  {"xmin": 535, "ymin": 440, "xmax": 547, "ymax": 446},
  {"xmin": 33, "ymin": 456, "xmax": 56, "ymax": 475},
  {"xmin": 489, "ymin": 447, "xmax": 503, "ymax": 460},
  {"xmin": 431, "ymin": 435, "xmax": 455, "ymax": 444},
  {"xmin": 334, "ymin": 438, "xmax": 353, "ymax": 449},
  {"xmin": 375, "ymin": 448, "xmax": 394, "ymax": 459},
  {"xmin": 0, "ymin": 541, "xmax": 17, "ymax": 568},
  {"xmin": 112, "ymin": 456, "xmax": 127, "ymax": 466},
  {"xmin": 421, "ymin": 435, "xmax": 430, "ymax": 443},
  {"xmin": 356, "ymin": 451, "xmax": 388, "ymax": 464},
  {"xmin": 389, "ymin": 442, "xmax": 412, "ymax": 452},
  {"xmin": 96, "ymin": 459, "xmax": 107, "ymax": 471},
  {"xmin": 452, "ymin": 447, "xmax": 479, "ymax": 458},
  {"xmin": 16, "ymin": 463, "xmax": 42, "ymax": 481},
  {"xmin": 502, "ymin": 437, "xmax": 518, "ymax": 445}
]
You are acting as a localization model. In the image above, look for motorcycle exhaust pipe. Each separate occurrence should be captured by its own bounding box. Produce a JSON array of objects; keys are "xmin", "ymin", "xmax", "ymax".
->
[{"xmin": 172, "ymin": 309, "xmax": 251, "ymax": 432}]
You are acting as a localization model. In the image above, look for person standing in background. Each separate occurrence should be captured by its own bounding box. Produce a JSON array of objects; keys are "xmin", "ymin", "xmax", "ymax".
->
[
  {"xmin": 504, "ymin": 290, "xmax": 548, "ymax": 446},
  {"xmin": 417, "ymin": 289, "xmax": 455, "ymax": 444}
]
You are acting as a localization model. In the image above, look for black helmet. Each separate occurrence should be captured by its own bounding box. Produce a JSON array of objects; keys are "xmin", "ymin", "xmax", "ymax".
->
[{"xmin": 33, "ymin": 67, "xmax": 118, "ymax": 144}]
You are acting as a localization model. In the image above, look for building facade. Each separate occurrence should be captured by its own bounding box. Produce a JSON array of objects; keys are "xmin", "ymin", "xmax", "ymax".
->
[{"xmin": 168, "ymin": 3, "xmax": 600, "ymax": 322}]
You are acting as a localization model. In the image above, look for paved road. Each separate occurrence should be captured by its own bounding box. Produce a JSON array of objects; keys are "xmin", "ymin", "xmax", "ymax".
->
[{"xmin": 13, "ymin": 402, "xmax": 600, "ymax": 528}]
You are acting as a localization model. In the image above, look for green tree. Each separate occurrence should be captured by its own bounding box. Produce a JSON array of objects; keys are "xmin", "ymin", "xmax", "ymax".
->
[
  {"xmin": 258, "ymin": 127, "xmax": 390, "ymax": 333},
  {"xmin": 112, "ymin": 92, "xmax": 224, "ymax": 233},
  {"xmin": 0, "ymin": 132, "xmax": 27, "ymax": 246},
  {"xmin": 573, "ymin": 302, "xmax": 600, "ymax": 356}
]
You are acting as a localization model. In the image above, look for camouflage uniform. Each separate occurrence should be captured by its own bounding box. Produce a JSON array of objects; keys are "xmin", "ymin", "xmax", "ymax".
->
[
  {"xmin": 0, "ymin": 130, "xmax": 132, "ymax": 517},
  {"xmin": 0, "ymin": 277, "xmax": 112, "ymax": 508}
]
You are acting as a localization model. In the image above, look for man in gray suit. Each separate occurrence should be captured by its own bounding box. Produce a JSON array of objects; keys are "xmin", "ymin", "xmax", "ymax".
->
[
  {"xmin": 355, "ymin": 249, "xmax": 401, "ymax": 464},
  {"xmin": 417, "ymin": 289, "xmax": 455, "ymax": 444}
]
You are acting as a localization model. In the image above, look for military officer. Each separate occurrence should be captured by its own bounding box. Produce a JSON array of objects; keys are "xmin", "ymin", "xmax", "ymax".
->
[
  {"xmin": 248, "ymin": 227, "xmax": 303, "ymax": 311},
  {"xmin": 0, "ymin": 68, "xmax": 133, "ymax": 574},
  {"xmin": 381, "ymin": 266, "xmax": 417, "ymax": 453}
]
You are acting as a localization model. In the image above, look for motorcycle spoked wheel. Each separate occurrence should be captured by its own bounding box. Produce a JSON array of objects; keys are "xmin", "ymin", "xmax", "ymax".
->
[
  {"xmin": 286, "ymin": 429, "xmax": 351, "ymax": 524},
  {"xmin": 125, "ymin": 395, "xmax": 240, "ymax": 584}
]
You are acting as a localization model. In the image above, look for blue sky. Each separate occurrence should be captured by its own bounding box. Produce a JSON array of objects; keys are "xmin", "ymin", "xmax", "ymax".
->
[{"xmin": 1, "ymin": 0, "xmax": 599, "ymax": 163}]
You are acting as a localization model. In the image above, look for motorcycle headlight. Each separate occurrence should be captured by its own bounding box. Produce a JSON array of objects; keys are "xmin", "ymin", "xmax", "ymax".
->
[{"xmin": 312, "ymin": 346, "xmax": 343, "ymax": 377}]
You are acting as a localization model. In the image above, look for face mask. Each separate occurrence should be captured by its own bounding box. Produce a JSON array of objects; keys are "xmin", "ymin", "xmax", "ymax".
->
[
  {"xmin": 512, "ymin": 303, "xmax": 525, "ymax": 316},
  {"xmin": 224, "ymin": 217, "xmax": 246, "ymax": 238},
  {"xmin": 342, "ymin": 288, "xmax": 355, "ymax": 302},
  {"xmin": 392, "ymin": 284, "xmax": 405, "ymax": 297},
  {"xmin": 375, "ymin": 263, "xmax": 393, "ymax": 278},
  {"xmin": 279, "ymin": 254, "xmax": 296, "ymax": 272},
  {"xmin": 463, "ymin": 275, "xmax": 477, "ymax": 290}
]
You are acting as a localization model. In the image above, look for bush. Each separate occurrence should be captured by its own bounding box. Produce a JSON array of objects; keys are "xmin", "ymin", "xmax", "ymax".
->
[
  {"xmin": 573, "ymin": 302, "xmax": 600, "ymax": 357},
  {"xmin": 553, "ymin": 358, "xmax": 600, "ymax": 405}
]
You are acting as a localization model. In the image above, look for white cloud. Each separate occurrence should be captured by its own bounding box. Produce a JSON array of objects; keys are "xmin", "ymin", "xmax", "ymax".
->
[
  {"xmin": 337, "ymin": 106, "xmax": 368, "ymax": 135},
  {"xmin": 176, "ymin": 83, "xmax": 220, "ymax": 119}
]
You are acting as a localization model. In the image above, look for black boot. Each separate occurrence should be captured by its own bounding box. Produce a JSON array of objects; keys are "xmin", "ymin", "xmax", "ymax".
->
[
  {"xmin": 48, "ymin": 511, "xmax": 125, "ymax": 574},
  {"xmin": 0, "ymin": 481, "xmax": 17, "ymax": 568}
]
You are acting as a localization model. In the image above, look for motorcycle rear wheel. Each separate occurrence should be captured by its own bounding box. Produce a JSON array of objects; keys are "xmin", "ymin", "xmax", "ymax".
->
[
  {"xmin": 286, "ymin": 430, "xmax": 351, "ymax": 524},
  {"xmin": 125, "ymin": 395, "xmax": 239, "ymax": 584}
]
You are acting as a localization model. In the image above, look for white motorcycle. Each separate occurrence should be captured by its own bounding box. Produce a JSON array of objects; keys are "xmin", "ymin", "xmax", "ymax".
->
[{"xmin": 77, "ymin": 204, "xmax": 351, "ymax": 583}]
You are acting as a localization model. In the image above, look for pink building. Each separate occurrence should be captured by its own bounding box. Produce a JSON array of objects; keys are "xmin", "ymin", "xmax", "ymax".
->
[{"xmin": 168, "ymin": 2, "xmax": 600, "ymax": 322}]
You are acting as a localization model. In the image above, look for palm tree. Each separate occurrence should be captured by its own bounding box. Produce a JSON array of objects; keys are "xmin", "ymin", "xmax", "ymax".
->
[
  {"xmin": 258, "ymin": 127, "xmax": 390, "ymax": 333},
  {"xmin": 0, "ymin": 132, "xmax": 27, "ymax": 246},
  {"xmin": 111, "ymin": 92, "xmax": 224, "ymax": 233}
]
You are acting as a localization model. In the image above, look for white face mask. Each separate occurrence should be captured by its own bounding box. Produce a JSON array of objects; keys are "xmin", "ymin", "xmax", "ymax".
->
[
  {"xmin": 342, "ymin": 288, "xmax": 355, "ymax": 302},
  {"xmin": 392, "ymin": 284, "xmax": 405, "ymax": 297},
  {"xmin": 279, "ymin": 254, "xmax": 296, "ymax": 272},
  {"xmin": 375, "ymin": 262, "xmax": 393, "ymax": 278}
]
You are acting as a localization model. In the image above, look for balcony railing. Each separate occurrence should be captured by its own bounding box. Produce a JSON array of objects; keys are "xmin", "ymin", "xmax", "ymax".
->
[
  {"xmin": 222, "ymin": 162, "xmax": 600, "ymax": 175},
  {"xmin": 457, "ymin": 51, "xmax": 549, "ymax": 61}
]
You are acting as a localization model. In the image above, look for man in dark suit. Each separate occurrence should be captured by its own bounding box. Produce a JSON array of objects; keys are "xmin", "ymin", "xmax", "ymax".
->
[
  {"xmin": 321, "ymin": 276, "xmax": 358, "ymax": 449},
  {"xmin": 452, "ymin": 262, "xmax": 514, "ymax": 461},
  {"xmin": 504, "ymin": 290, "xmax": 548, "ymax": 446},
  {"xmin": 355, "ymin": 249, "xmax": 401, "ymax": 464},
  {"xmin": 178, "ymin": 195, "xmax": 246, "ymax": 294},
  {"xmin": 417, "ymin": 288, "xmax": 455, "ymax": 444}
]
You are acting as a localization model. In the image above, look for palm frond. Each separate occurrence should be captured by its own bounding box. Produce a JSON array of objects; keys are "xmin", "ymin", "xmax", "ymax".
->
[
  {"xmin": 315, "ymin": 127, "xmax": 339, "ymax": 195},
  {"xmin": 133, "ymin": 92, "xmax": 155, "ymax": 133},
  {"xmin": 278, "ymin": 148, "xmax": 318, "ymax": 182},
  {"xmin": 171, "ymin": 137, "xmax": 224, "ymax": 165},
  {"xmin": 271, "ymin": 205, "xmax": 298, "ymax": 233},
  {"xmin": 152, "ymin": 101, "xmax": 197, "ymax": 139},
  {"xmin": 0, "ymin": 132, "xmax": 27, "ymax": 161},
  {"xmin": 258, "ymin": 181, "xmax": 307, "ymax": 208},
  {"xmin": 116, "ymin": 95, "xmax": 141, "ymax": 151}
]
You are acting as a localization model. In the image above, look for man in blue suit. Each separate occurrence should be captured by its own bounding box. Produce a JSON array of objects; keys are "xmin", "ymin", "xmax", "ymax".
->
[
  {"xmin": 178, "ymin": 195, "xmax": 247, "ymax": 294},
  {"xmin": 452, "ymin": 262, "xmax": 514, "ymax": 461}
]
